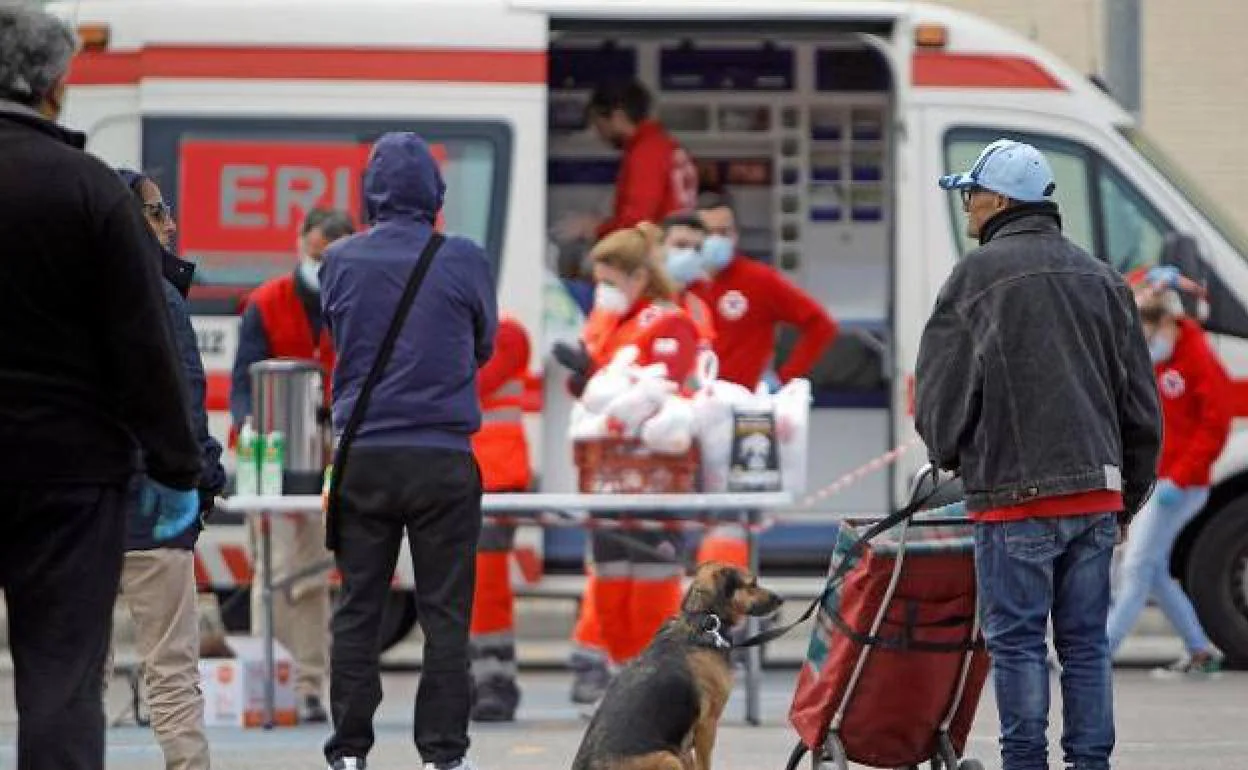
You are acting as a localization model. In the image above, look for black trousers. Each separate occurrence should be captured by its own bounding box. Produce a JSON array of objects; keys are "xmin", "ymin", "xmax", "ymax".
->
[
  {"xmin": 0, "ymin": 482, "xmax": 128, "ymax": 770},
  {"xmin": 325, "ymin": 447, "xmax": 483, "ymax": 766}
]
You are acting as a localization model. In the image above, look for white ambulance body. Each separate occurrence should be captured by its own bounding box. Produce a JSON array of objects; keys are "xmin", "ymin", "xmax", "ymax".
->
[{"xmin": 54, "ymin": 0, "xmax": 1248, "ymax": 661}]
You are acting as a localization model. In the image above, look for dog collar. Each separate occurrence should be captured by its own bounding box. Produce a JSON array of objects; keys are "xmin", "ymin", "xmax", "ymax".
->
[{"xmin": 696, "ymin": 613, "xmax": 732, "ymax": 651}]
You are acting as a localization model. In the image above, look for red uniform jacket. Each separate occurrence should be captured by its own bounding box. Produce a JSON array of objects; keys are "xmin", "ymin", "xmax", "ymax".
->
[
  {"xmin": 691, "ymin": 255, "xmax": 837, "ymax": 388},
  {"xmin": 597, "ymin": 120, "xmax": 698, "ymax": 239},
  {"xmin": 588, "ymin": 299, "xmax": 699, "ymax": 389},
  {"xmin": 472, "ymin": 316, "xmax": 533, "ymax": 492},
  {"xmin": 1157, "ymin": 317, "xmax": 1232, "ymax": 487}
]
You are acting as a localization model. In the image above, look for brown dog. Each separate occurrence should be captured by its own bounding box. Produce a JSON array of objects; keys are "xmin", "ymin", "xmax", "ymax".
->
[{"xmin": 571, "ymin": 562, "xmax": 783, "ymax": 770}]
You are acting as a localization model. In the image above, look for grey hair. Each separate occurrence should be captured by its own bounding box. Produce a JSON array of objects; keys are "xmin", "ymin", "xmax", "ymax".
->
[
  {"xmin": 302, "ymin": 208, "xmax": 356, "ymax": 241},
  {"xmin": 0, "ymin": 2, "xmax": 77, "ymax": 106}
]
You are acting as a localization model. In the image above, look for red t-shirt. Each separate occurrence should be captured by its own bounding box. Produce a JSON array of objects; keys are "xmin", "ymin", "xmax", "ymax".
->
[
  {"xmin": 690, "ymin": 255, "xmax": 837, "ymax": 388},
  {"xmin": 974, "ymin": 490, "xmax": 1124, "ymax": 523},
  {"xmin": 597, "ymin": 120, "xmax": 698, "ymax": 238},
  {"xmin": 1155, "ymin": 317, "xmax": 1232, "ymax": 486}
]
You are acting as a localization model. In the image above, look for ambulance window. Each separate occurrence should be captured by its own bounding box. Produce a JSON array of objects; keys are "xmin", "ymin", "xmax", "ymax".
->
[
  {"xmin": 142, "ymin": 118, "xmax": 511, "ymax": 288},
  {"xmin": 944, "ymin": 132, "xmax": 1095, "ymax": 256},
  {"xmin": 1098, "ymin": 165, "xmax": 1169, "ymax": 273}
]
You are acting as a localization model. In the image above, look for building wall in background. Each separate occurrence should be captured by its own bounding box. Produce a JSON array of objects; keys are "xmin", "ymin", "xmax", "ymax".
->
[{"xmin": 938, "ymin": 0, "xmax": 1248, "ymax": 235}]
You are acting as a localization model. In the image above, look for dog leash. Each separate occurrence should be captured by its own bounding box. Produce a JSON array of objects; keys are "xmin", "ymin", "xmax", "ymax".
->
[{"xmin": 733, "ymin": 471, "xmax": 959, "ymax": 650}]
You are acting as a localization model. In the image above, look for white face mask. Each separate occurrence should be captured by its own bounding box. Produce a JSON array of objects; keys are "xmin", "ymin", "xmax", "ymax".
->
[
  {"xmin": 298, "ymin": 256, "xmax": 322, "ymax": 291},
  {"xmin": 593, "ymin": 283, "xmax": 631, "ymax": 315}
]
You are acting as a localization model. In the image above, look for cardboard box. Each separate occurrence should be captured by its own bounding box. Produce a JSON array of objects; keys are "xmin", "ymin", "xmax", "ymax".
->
[{"xmin": 199, "ymin": 635, "xmax": 298, "ymax": 727}]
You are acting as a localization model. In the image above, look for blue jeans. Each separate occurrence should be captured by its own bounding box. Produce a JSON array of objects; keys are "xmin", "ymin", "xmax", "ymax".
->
[
  {"xmin": 975, "ymin": 513, "xmax": 1118, "ymax": 770},
  {"xmin": 1106, "ymin": 486, "xmax": 1213, "ymax": 655}
]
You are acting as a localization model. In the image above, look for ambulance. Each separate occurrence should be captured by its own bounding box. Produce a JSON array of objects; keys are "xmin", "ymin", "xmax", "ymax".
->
[{"xmin": 54, "ymin": 0, "xmax": 1248, "ymax": 663}]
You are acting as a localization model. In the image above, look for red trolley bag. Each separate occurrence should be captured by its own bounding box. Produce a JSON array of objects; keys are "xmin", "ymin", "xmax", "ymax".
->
[{"xmin": 786, "ymin": 472, "xmax": 990, "ymax": 770}]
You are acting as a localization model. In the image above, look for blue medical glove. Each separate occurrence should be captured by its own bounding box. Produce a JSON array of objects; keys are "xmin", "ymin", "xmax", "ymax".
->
[
  {"xmin": 1153, "ymin": 478, "xmax": 1183, "ymax": 509},
  {"xmin": 139, "ymin": 479, "xmax": 201, "ymax": 541},
  {"xmin": 1146, "ymin": 265, "xmax": 1181, "ymax": 290}
]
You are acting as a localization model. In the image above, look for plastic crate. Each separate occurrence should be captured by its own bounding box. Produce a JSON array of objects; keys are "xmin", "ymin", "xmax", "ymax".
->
[{"xmin": 573, "ymin": 439, "xmax": 701, "ymax": 494}]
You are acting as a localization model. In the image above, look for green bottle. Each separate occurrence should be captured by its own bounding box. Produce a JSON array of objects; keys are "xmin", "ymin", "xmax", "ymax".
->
[
  {"xmin": 235, "ymin": 418, "xmax": 260, "ymax": 496},
  {"xmin": 260, "ymin": 430, "xmax": 285, "ymax": 496}
]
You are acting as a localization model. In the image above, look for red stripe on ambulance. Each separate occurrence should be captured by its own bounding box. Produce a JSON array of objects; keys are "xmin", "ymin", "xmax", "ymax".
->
[{"xmin": 68, "ymin": 46, "xmax": 547, "ymax": 86}]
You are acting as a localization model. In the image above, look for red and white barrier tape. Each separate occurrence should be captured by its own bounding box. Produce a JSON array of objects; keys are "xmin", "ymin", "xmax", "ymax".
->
[
  {"xmin": 796, "ymin": 437, "xmax": 923, "ymax": 509},
  {"xmin": 484, "ymin": 512, "xmax": 775, "ymax": 534}
]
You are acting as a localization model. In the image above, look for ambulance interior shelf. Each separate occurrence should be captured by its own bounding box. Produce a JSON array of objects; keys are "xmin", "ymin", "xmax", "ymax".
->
[{"xmin": 548, "ymin": 36, "xmax": 892, "ymax": 401}]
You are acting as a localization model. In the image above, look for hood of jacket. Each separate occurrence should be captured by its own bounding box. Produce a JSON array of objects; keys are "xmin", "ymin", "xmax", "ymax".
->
[{"xmin": 364, "ymin": 132, "xmax": 446, "ymax": 225}]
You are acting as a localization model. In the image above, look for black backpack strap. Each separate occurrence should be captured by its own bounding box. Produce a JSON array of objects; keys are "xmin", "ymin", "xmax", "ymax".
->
[{"xmin": 324, "ymin": 233, "xmax": 445, "ymax": 551}]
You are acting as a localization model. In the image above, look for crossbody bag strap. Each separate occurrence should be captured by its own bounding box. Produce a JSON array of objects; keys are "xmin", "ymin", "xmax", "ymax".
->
[{"xmin": 324, "ymin": 233, "xmax": 445, "ymax": 550}]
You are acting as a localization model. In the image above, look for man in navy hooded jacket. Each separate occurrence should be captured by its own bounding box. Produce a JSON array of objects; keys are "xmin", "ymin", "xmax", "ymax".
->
[{"xmin": 321, "ymin": 132, "xmax": 497, "ymax": 770}]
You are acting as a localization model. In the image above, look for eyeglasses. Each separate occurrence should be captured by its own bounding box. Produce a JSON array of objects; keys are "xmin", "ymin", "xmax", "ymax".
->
[
  {"xmin": 959, "ymin": 185, "xmax": 985, "ymax": 208},
  {"xmin": 142, "ymin": 201, "xmax": 173, "ymax": 222}
]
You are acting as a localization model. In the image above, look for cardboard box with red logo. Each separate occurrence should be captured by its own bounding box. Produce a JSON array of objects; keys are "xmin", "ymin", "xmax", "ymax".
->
[{"xmin": 199, "ymin": 635, "xmax": 298, "ymax": 727}]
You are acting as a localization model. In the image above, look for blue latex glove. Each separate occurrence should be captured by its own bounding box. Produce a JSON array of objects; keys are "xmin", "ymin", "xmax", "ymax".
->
[
  {"xmin": 1153, "ymin": 478, "xmax": 1184, "ymax": 509},
  {"xmin": 139, "ymin": 480, "xmax": 201, "ymax": 541},
  {"xmin": 1146, "ymin": 265, "xmax": 1182, "ymax": 290}
]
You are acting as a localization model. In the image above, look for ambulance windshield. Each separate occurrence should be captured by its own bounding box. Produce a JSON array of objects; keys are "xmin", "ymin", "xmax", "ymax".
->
[{"xmin": 1119, "ymin": 125, "xmax": 1248, "ymax": 258}]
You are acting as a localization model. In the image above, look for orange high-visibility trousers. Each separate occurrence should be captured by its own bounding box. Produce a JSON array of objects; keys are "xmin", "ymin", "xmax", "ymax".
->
[
  {"xmin": 571, "ymin": 572, "xmax": 606, "ymax": 658},
  {"xmin": 695, "ymin": 524, "xmax": 750, "ymax": 570},
  {"xmin": 587, "ymin": 529, "xmax": 684, "ymax": 666},
  {"xmin": 470, "ymin": 524, "xmax": 517, "ymax": 685}
]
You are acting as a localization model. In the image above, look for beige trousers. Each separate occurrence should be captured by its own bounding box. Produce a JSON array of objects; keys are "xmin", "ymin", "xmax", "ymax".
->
[
  {"xmin": 250, "ymin": 513, "xmax": 331, "ymax": 698},
  {"xmin": 116, "ymin": 548, "xmax": 210, "ymax": 770}
]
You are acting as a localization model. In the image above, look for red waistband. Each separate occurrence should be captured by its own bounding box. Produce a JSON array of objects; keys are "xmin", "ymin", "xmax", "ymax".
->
[{"xmin": 973, "ymin": 489, "xmax": 1124, "ymax": 523}]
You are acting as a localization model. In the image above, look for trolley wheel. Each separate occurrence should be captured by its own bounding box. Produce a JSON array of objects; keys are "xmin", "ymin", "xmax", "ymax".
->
[
  {"xmin": 956, "ymin": 761, "xmax": 985, "ymax": 770},
  {"xmin": 816, "ymin": 733, "xmax": 850, "ymax": 770},
  {"xmin": 937, "ymin": 733, "xmax": 959, "ymax": 770}
]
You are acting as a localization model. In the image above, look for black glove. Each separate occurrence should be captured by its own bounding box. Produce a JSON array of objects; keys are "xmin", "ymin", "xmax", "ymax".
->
[
  {"xmin": 568, "ymin": 371, "xmax": 589, "ymax": 399},
  {"xmin": 553, "ymin": 340, "xmax": 591, "ymax": 375}
]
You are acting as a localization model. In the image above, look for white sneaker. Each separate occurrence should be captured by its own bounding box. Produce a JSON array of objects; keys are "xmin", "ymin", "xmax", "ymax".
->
[{"xmin": 328, "ymin": 758, "xmax": 365, "ymax": 770}]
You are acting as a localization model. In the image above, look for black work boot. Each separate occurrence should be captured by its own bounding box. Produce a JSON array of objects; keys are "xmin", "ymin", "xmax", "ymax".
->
[{"xmin": 471, "ymin": 675, "xmax": 521, "ymax": 723}]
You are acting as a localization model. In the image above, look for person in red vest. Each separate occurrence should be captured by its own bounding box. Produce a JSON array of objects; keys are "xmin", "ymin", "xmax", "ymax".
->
[
  {"xmin": 469, "ymin": 315, "xmax": 533, "ymax": 722},
  {"xmin": 555, "ymin": 79, "xmax": 699, "ymax": 244},
  {"xmin": 566, "ymin": 224, "xmax": 699, "ymax": 707},
  {"xmin": 229, "ymin": 207, "xmax": 355, "ymax": 724},
  {"xmin": 693, "ymin": 190, "xmax": 838, "ymax": 570}
]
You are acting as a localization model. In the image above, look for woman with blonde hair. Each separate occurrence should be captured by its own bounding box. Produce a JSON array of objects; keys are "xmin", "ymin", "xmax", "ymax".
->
[{"xmin": 562, "ymin": 223, "xmax": 701, "ymax": 705}]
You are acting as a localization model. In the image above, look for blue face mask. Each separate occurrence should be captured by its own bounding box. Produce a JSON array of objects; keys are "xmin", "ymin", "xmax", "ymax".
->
[
  {"xmin": 701, "ymin": 235, "xmax": 735, "ymax": 273},
  {"xmin": 666, "ymin": 247, "xmax": 705, "ymax": 287}
]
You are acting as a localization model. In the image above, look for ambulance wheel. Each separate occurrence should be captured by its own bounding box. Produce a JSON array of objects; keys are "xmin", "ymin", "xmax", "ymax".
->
[
  {"xmin": 1185, "ymin": 504, "xmax": 1248, "ymax": 667},
  {"xmin": 379, "ymin": 591, "xmax": 419, "ymax": 651}
]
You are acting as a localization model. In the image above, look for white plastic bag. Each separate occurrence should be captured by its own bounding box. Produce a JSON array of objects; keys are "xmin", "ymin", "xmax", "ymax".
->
[
  {"xmin": 690, "ymin": 353, "xmax": 754, "ymax": 492},
  {"xmin": 640, "ymin": 396, "xmax": 696, "ymax": 455},
  {"xmin": 568, "ymin": 401, "xmax": 612, "ymax": 441},
  {"xmin": 581, "ymin": 346, "xmax": 640, "ymax": 413},
  {"xmin": 775, "ymin": 378, "xmax": 812, "ymax": 495},
  {"xmin": 603, "ymin": 372, "xmax": 675, "ymax": 436}
]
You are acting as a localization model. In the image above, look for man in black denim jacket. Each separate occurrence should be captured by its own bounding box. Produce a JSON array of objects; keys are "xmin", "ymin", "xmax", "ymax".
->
[{"xmin": 916, "ymin": 139, "xmax": 1160, "ymax": 770}]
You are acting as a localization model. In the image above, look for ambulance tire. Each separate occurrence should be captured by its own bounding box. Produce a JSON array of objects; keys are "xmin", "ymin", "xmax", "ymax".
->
[
  {"xmin": 1184, "ymin": 502, "xmax": 1248, "ymax": 669},
  {"xmin": 212, "ymin": 588, "xmax": 418, "ymax": 653}
]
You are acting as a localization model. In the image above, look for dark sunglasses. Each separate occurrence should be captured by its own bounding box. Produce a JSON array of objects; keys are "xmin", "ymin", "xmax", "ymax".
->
[{"xmin": 142, "ymin": 200, "xmax": 173, "ymax": 221}]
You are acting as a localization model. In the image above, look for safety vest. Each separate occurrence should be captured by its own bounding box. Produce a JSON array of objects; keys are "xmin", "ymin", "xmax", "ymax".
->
[
  {"xmin": 471, "ymin": 317, "xmax": 533, "ymax": 492},
  {"xmin": 250, "ymin": 273, "xmax": 335, "ymax": 402}
]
